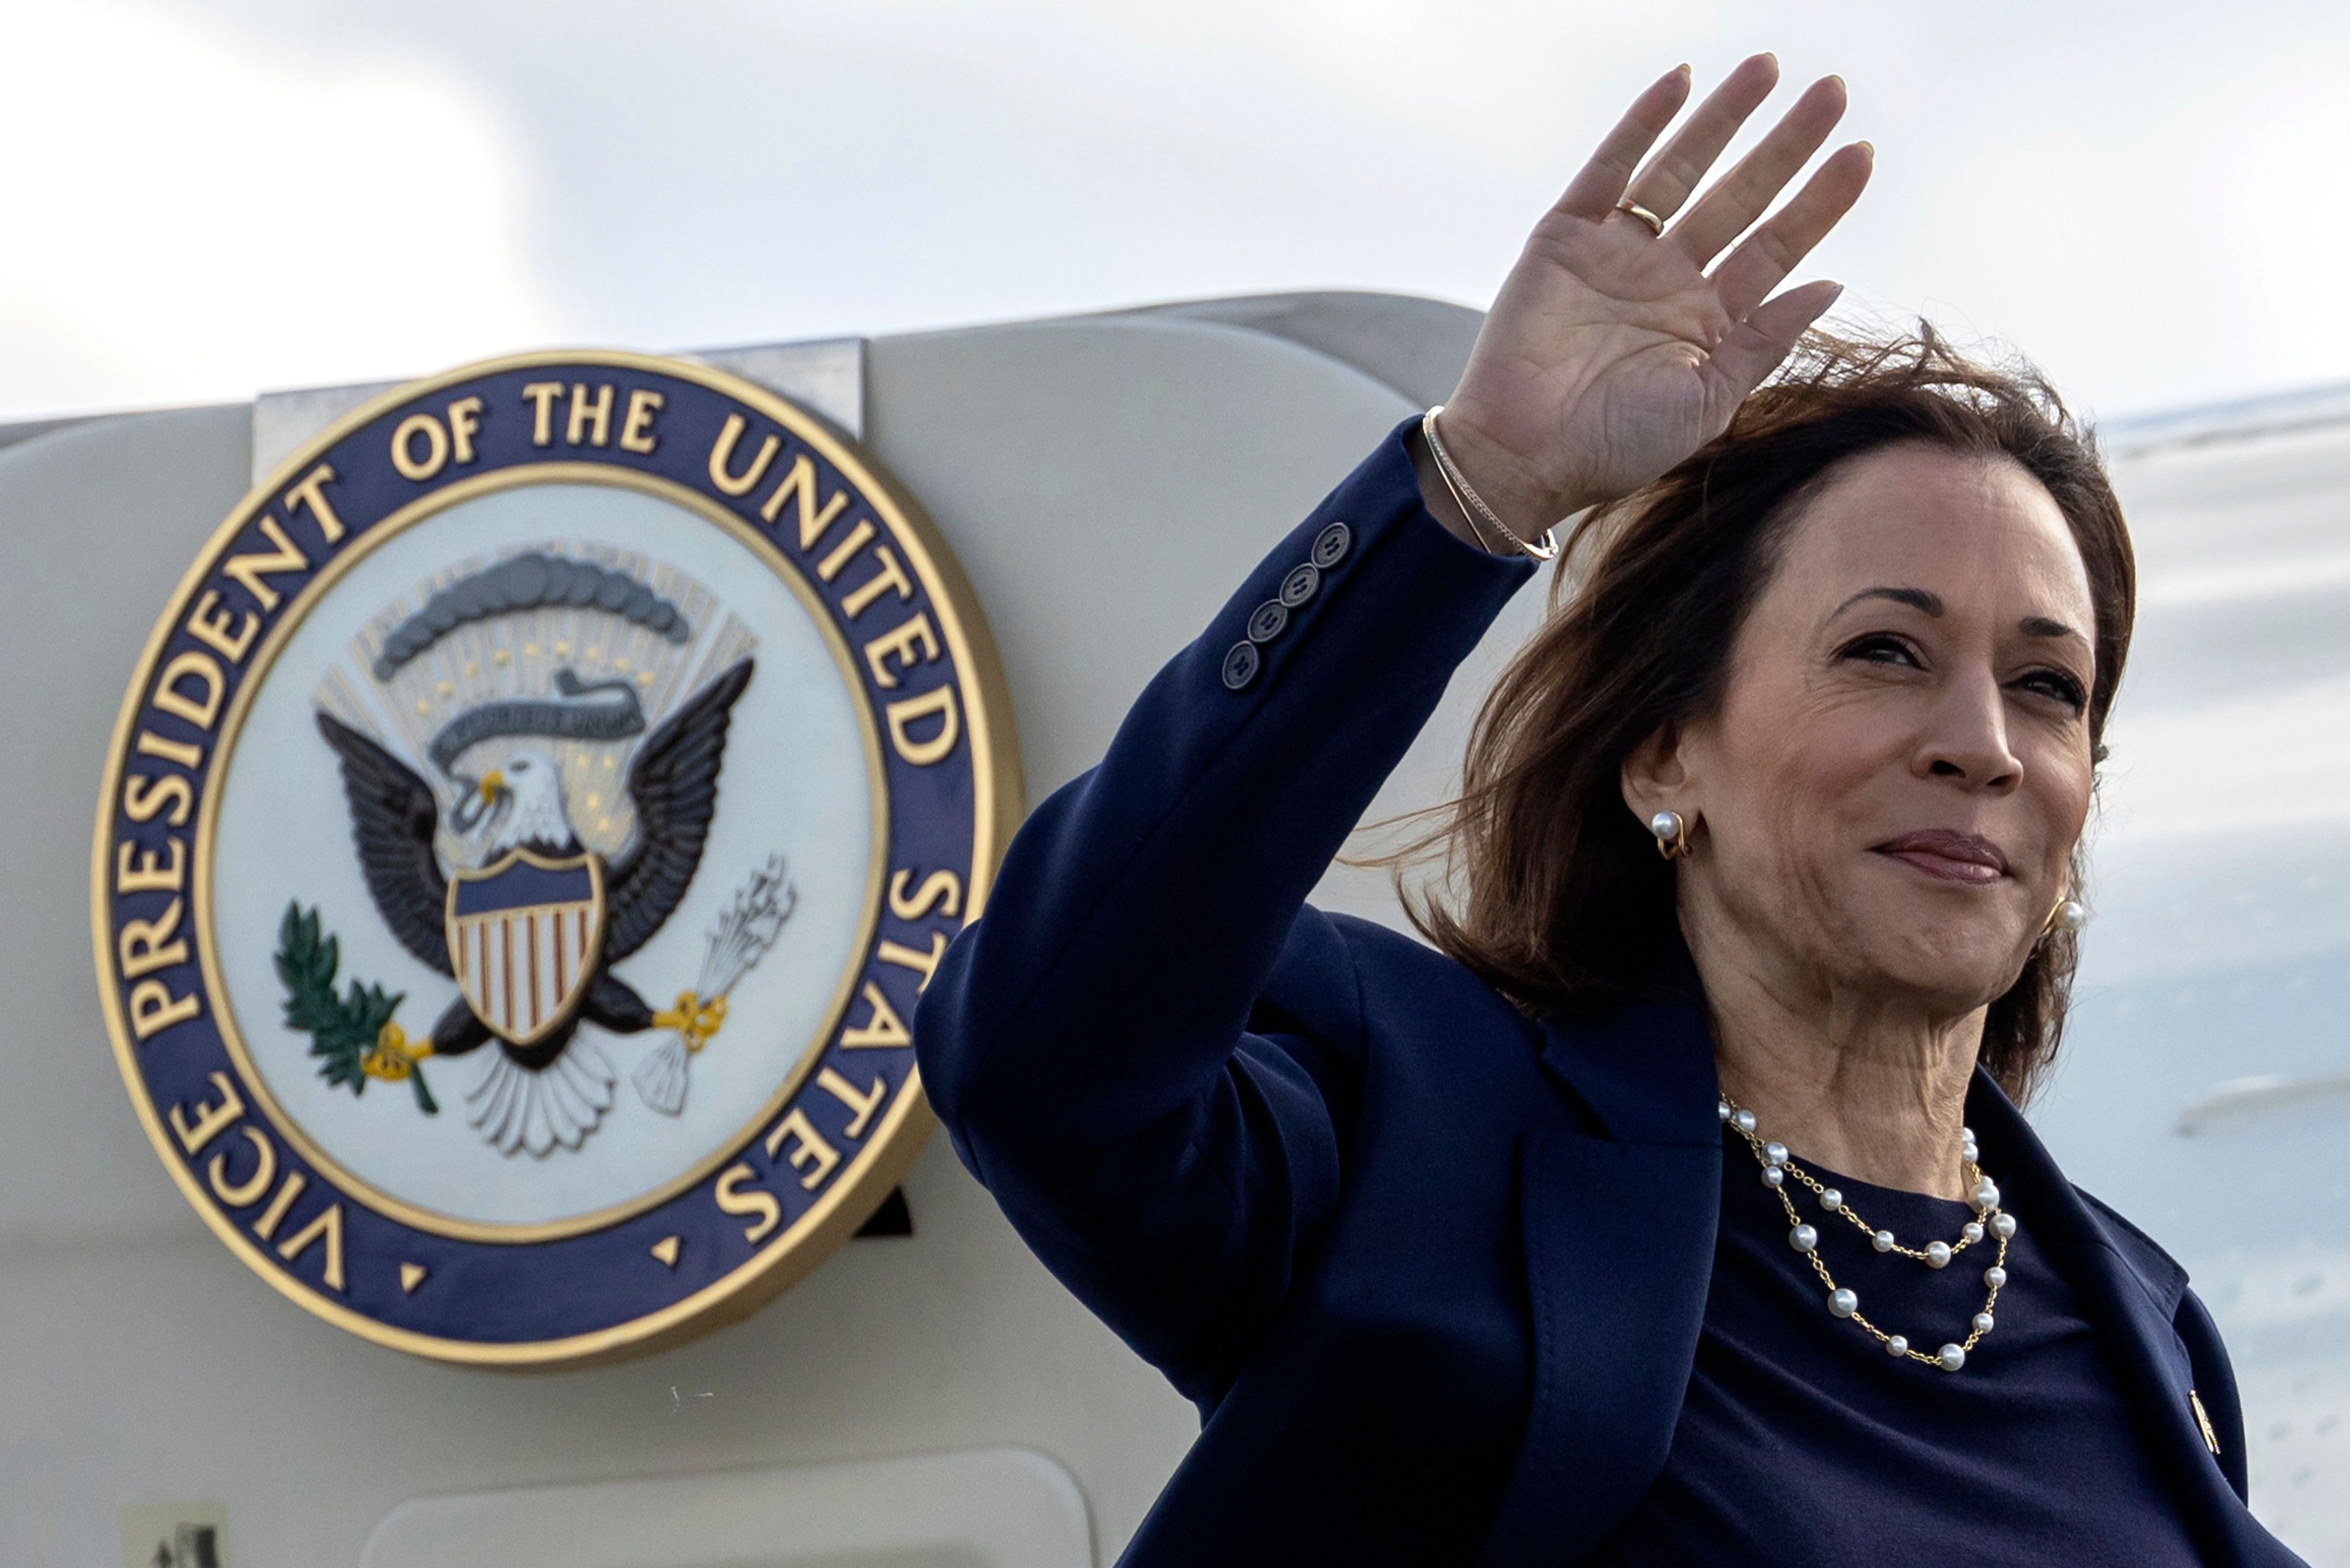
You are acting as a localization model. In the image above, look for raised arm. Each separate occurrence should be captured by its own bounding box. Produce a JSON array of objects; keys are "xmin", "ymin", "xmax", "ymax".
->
[{"xmin": 914, "ymin": 54, "xmax": 1871, "ymax": 1403}]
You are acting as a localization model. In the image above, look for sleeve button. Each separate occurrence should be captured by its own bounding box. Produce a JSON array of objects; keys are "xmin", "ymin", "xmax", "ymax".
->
[
  {"xmin": 1311, "ymin": 521, "xmax": 1352, "ymax": 569},
  {"xmin": 1221, "ymin": 640, "xmax": 1261, "ymax": 690},
  {"xmin": 1246, "ymin": 600, "xmax": 1289, "ymax": 643},
  {"xmin": 1279, "ymin": 563, "xmax": 1320, "ymax": 607}
]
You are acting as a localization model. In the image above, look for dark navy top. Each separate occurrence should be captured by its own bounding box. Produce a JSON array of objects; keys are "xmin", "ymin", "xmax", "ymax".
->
[{"xmin": 1589, "ymin": 1126, "xmax": 2207, "ymax": 1566}]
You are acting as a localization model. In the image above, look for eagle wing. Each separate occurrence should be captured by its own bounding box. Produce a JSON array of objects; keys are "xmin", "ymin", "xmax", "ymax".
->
[
  {"xmin": 605, "ymin": 659, "xmax": 755, "ymax": 962},
  {"xmin": 315, "ymin": 712, "xmax": 453, "ymax": 976}
]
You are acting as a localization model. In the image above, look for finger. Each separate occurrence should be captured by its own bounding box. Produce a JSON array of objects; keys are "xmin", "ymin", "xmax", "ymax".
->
[
  {"xmin": 1707, "ymin": 278, "xmax": 1843, "ymax": 399},
  {"xmin": 1624, "ymin": 53, "xmax": 1780, "ymax": 223},
  {"xmin": 1553, "ymin": 65, "xmax": 1694, "ymax": 222},
  {"xmin": 1669, "ymin": 74, "xmax": 1848, "ymax": 265},
  {"xmin": 1710, "ymin": 141, "xmax": 1874, "ymax": 326}
]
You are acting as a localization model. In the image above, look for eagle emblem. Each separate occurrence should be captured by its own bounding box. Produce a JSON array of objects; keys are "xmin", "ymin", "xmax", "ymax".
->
[{"xmin": 299, "ymin": 545, "xmax": 781, "ymax": 1157}]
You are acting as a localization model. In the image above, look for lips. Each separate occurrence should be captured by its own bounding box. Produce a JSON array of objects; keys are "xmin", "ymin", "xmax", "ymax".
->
[{"xmin": 1873, "ymin": 829, "xmax": 2009, "ymax": 885}]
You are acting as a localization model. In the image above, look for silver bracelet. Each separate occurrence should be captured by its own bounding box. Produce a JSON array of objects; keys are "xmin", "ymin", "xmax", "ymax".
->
[{"xmin": 1421, "ymin": 406, "xmax": 1561, "ymax": 562}]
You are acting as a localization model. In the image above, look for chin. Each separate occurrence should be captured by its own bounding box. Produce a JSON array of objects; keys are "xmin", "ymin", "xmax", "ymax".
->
[{"xmin": 1837, "ymin": 906, "xmax": 2027, "ymax": 1016}]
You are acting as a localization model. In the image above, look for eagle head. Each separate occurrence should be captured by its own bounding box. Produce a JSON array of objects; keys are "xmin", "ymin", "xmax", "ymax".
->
[{"xmin": 452, "ymin": 746, "xmax": 577, "ymax": 858}]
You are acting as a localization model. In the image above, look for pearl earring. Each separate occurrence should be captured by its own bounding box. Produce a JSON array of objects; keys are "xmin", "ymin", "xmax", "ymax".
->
[
  {"xmin": 2041, "ymin": 898, "xmax": 2088, "ymax": 938},
  {"xmin": 1649, "ymin": 810, "xmax": 1693, "ymax": 862}
]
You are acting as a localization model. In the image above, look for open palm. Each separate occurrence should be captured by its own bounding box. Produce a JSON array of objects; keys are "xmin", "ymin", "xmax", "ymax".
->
[{"xmin": 1439, "ymin": 57, "xmax": 1874, "ymax": 532}]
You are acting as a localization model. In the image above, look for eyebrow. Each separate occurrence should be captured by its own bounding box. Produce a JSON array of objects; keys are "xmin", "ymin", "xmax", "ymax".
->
[
  {"xmin": 1829, "ymin": 586, "xmax": 2087, "ymax": 646},
  {"xmin": 1830, "ymin": 586, "xmax": 1943, "ymax": 618},
  {"xmin": 2019, "ymin": 614, "xmax": 2085, "ymax": 643}
]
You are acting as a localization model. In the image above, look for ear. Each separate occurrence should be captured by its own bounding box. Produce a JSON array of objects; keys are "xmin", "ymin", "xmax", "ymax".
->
[{"xmin": 1619, "ymin": 719, "xmax": 1693, "ymax": 827}]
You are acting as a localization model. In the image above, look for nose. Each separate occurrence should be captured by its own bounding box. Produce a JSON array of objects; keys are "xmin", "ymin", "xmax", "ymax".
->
[{"xmin": 1915, "ymin": 668, "xmax": 2021, "ymax": 793}]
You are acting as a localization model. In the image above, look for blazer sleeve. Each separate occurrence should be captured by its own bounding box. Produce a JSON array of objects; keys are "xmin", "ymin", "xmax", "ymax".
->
[{"xmin": 914, "ymin": 417, "xmax": 1536, "ymax": 1402}]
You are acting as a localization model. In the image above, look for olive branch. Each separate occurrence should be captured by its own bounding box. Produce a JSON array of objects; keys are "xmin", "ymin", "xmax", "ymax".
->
[{"xmin": 274, "ymin": 902, "xmax": 437, "ymax": 1114}]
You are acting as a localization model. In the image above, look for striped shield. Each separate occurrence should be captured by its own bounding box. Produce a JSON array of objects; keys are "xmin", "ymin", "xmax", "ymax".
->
[{"xmin": 444, "ymin": 849, "xmax": 607, "ymax": 1047}]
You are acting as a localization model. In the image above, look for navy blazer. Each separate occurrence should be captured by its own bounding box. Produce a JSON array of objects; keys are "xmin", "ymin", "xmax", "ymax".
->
[{"xmin": 914, "ymin": 421, "xmax": 2293, "ymax": 1566}]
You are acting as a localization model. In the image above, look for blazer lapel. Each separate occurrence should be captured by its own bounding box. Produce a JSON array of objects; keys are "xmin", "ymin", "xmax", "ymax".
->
[
  {"xmin": 1478, "ymin": 995, "xmax": 1723, "ymax": 1567},
  {"xmin": 1970, "ymin": 1075, "xmax": 2284, "ymax": 1567}
]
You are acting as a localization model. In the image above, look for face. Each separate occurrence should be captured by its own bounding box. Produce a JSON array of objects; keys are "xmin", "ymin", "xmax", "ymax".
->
[{"xmin": 1628, "ymin": 444, "xmax": 2098, "ymax": 1021}]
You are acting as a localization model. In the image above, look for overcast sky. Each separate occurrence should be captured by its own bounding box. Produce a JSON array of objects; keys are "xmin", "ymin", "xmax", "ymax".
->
[{"xmin": 4, "ymin": 0, "xmax": 2343, "ymax": 424}]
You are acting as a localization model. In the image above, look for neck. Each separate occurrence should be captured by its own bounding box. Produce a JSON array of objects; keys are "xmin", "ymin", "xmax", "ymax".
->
[{"xmin": 1686, "ymin": 920, "xmax": 1983, "ymax": 1201}]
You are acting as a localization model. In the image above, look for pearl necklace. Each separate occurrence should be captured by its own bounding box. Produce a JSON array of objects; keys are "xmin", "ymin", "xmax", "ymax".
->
[{"xmin": 1720, "ymin": 1097, "xmax": 2016, "ymax": 1373}]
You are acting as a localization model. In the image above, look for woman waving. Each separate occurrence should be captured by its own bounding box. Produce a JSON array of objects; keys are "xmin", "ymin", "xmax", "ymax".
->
[{"xmin": 916, "ymin": 54, "xmax": 2303, "ymax": 1567}]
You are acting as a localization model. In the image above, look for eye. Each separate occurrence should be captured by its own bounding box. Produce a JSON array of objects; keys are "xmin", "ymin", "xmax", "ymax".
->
[
  {"xmin": 2015, "ymin": 666, "xmax": 2087, "ymax": 714},
  {"xmin": 1838, "ymin": 632, "xmax": 1922, "ymax": 669}
]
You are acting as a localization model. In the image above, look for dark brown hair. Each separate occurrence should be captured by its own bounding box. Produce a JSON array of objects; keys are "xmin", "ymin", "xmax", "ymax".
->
[{"xmin": 1407, "ymin": 329, "xmax": 2135, "ymax": 1103}]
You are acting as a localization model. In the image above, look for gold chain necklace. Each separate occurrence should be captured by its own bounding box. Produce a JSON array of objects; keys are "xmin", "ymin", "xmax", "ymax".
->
[{"xmin": 1720, "ymin": 1097, "xmax": 2015, "ymax": 1373}]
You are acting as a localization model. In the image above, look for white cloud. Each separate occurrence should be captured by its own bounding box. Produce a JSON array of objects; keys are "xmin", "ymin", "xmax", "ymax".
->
[
  {"xmin": 0, "ymin": 0, "xmax": 561, "ymax": 419},
  {"xmin": 7, "ymin": 0, "xmax": 2350, "ymax": 420}
]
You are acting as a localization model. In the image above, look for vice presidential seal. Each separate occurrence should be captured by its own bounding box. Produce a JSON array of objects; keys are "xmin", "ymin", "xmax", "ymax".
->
[{"xmin": 92, "ymin": 351, "xmax": 1019, "ymax": 1365}]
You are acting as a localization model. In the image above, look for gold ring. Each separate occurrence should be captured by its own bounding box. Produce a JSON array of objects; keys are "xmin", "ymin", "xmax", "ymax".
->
[{"xmin": 1615, "ymin": 198, "xmax": 1665, "ymax": 237}]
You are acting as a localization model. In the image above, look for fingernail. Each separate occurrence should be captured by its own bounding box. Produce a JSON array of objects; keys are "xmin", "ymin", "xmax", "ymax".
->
[{"xmin": 1857, "ymin": 139, "xmax": 1875, "ymax": 157}]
